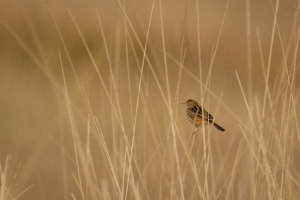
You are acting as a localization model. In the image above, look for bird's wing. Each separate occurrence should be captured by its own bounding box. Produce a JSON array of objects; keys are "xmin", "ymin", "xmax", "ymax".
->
[
  {"xmin": 206, "ymin": 110, "xmax": 214, "ymax": 120},
  {"xmin": 189, "ymin": 106, "xmax": 213, "ymax": 121},
  {"xmin": 190, "ymin": 106, "xmax": 201, "ymax": 115}
]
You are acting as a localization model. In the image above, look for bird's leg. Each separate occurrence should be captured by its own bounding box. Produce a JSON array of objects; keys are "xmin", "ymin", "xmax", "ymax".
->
[{"xmin": 192, "ymin": 126, "xmax": 198, "ymax": 138}]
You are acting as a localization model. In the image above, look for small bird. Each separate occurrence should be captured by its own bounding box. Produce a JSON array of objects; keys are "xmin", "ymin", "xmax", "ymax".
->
[{"xmin": 182, "ymin": 99, "xmax": 225, "ymax": 134}]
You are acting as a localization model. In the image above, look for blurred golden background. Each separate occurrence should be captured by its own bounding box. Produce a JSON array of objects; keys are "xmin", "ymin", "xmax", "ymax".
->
[{"xmin": 0, "ymin": 0, "xmax": 300, "ymax": 199}]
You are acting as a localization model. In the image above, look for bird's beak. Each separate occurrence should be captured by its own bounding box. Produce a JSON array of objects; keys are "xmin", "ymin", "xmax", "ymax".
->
[{"xmin": 181, "ymin": 102, "xmax": 185, "ymax": 105}]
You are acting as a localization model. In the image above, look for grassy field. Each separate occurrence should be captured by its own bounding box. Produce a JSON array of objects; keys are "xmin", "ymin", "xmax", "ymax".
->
[{"xmin": 0, "ymin": 0, "xmax": 300, "ymax": 199}]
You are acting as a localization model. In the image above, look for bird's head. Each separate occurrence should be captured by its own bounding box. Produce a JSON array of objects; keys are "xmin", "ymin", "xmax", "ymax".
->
[{"xmin": 181, "ymin": 99, "xmax": 199, "ymax": 108}]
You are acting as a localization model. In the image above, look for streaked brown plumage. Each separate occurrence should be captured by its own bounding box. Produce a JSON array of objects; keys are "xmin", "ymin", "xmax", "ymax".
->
[{"xmin": 182, "ymin": 99, "xmax": 225, "ymax": 133}]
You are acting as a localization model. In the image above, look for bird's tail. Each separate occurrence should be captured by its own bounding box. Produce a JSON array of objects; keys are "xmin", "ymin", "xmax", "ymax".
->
[{"xmin": 213, "ymin": 123, "xmax": 225, "ymax": 131}]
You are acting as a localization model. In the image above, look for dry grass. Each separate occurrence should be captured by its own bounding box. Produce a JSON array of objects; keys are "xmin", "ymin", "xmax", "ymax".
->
[{"xmin": 0, "ymin": 0, "xmax": 300, "ymax": 199}]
